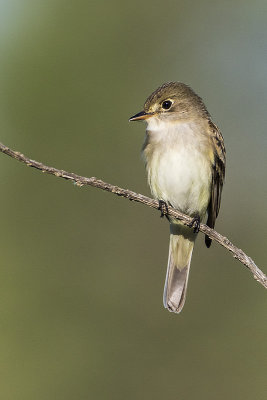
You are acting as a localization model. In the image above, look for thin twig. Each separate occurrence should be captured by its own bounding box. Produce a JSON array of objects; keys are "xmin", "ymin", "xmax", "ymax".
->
[{"xmin": 0, "ymin": 141, "xmax": 266, "ymax": 289}]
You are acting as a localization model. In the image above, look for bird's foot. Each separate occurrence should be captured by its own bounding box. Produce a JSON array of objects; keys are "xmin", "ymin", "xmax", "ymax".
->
[
  {"xmin": 158, "ymin": 200, "xmax": 169, "ymax": 219},
  {"xmin": 189, "ymin": 215, "xmax": 201, "ymax": 233}
]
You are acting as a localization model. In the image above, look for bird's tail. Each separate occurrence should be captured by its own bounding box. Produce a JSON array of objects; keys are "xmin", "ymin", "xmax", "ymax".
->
[{"xmin": 163, "ymin": 223, "xmax": 196, "ymax": 313}]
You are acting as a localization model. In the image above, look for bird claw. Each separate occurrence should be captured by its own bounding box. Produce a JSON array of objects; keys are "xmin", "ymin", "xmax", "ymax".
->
[
  {"xmin": 189, "ymin": 216, "xmax": 201, "ymax": 233},
  {"xmin": 158, "ymin": 200, "xmax": 169, "ymax": 218}
]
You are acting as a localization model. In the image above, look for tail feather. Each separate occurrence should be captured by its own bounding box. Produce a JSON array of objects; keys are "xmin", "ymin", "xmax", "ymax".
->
[{"xmin": 163, "ymin": 224, "xmax": 196, "ymax": 313}]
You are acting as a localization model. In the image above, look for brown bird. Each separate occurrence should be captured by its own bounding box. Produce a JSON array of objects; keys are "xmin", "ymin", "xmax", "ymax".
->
[{"xmin": 130, "ymin": 82, "xmax": 225, "ymax": 313}]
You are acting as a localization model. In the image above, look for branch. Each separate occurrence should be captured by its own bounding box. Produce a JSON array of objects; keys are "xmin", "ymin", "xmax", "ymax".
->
[{"xmin": 0, "ymin": 141, "xmax": 266, "ymax": 289}]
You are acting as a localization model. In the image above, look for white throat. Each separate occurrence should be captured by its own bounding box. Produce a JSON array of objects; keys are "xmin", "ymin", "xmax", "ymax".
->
[{"xmin": 146, "ymin": 116, "xmax": 205, "ymax": 146}]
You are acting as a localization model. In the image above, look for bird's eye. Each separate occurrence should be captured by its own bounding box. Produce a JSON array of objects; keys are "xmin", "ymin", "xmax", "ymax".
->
[{"xmin": 162, "ymin": 100, "xmax": 172, "ymax": 110}]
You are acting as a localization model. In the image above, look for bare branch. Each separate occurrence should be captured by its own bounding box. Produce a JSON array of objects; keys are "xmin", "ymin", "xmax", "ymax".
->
[{"xmin": 0, "ymin": 141, "xmax": 266, "ymax": 289}]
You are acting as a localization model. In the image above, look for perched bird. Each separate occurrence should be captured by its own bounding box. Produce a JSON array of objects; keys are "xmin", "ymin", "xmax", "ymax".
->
[{"xmin": 129, "ymin": 82, "xmax": 225, "ymax": 313}]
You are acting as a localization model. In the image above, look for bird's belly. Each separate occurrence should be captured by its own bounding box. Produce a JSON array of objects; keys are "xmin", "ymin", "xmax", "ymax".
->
[{"xmin": 147, "ymin": 147, "xmax": 212, "ymax": 218}]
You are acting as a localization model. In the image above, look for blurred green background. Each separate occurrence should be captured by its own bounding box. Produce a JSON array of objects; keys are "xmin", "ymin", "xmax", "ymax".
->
[{"xmin": 0, "ymin": 1, "xmax": 266, "ymax": 399}]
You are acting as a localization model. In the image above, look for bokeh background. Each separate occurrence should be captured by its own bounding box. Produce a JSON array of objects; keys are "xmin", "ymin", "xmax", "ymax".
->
[{"xmin": 0, "ymin": 1, "xmax": 266, "ymax": 399}]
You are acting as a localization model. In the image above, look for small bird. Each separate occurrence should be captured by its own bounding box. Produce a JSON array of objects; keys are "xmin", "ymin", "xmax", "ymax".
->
[{"xmin": 129, "ymin": 82, "xmax": 225, "ymax": 313}]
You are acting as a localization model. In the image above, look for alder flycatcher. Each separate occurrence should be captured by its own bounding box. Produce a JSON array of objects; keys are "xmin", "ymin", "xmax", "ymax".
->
[{"xmin": 129, "ymin": 82, "xmax": 225, "ymax": 313}]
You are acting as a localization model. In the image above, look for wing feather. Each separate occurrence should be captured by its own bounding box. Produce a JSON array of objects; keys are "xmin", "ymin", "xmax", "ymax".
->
[{"xmin": 205, "ymin": 121, "xmax": 226, "ymax": 247}]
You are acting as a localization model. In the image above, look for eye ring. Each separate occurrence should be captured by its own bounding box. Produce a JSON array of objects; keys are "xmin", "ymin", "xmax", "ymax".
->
[{"xmin": 161, "ymin": 100, "xmax": 173, "ymax": 110}]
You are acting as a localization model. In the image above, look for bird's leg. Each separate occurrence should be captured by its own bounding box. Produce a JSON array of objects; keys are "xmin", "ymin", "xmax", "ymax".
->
[
  {"xmin": 189, "ymin": 215, "xmax": 201, "ymax": 233},
  {"xmin": 158, "ymin": 200, "xmax": 169, "ymax": 220}
]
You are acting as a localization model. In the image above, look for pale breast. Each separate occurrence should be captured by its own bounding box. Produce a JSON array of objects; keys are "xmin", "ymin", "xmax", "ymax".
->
[{"xmin": 143, "ymin": 120, "xmax": 213, "ymax": 218}]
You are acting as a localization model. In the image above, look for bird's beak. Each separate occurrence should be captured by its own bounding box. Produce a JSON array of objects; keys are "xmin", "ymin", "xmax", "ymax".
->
[{"xmin": 129, "ymin": 111, "xmax": 154, "ymax": 121}]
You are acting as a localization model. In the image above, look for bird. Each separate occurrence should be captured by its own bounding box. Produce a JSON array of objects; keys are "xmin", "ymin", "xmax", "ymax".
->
[{"xmin": 129, "ymin": 82, "xmax": 225, "ymax": 313}]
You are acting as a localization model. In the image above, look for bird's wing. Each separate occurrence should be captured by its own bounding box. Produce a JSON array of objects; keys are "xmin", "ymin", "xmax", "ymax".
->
[{"xmin": 205, "ymin": 121, "xmax": 226, "ymax": 247}]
